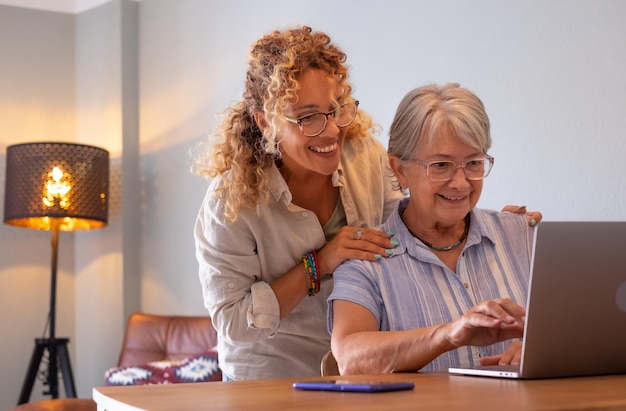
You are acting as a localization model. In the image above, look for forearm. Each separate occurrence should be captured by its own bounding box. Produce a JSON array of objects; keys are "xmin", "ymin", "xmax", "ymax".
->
[
  {"xmin": 332, "ymin": 324, "xmax": 456, "ymax": 374},
  {"xmin": 270, "ymin": 259, "xmax": 321, "ymax": 319}
]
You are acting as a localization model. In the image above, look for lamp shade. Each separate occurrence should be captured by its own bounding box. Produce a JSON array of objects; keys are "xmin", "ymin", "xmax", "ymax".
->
[{"xmin": 4, "ymin": 142, "xmax": 109, "ymax": 231}]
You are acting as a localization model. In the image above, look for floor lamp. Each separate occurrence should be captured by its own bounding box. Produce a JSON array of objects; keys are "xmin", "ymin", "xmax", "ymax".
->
[{"xmin": 3, "ymin": 142, "xmax": 109, "ymax": 405}]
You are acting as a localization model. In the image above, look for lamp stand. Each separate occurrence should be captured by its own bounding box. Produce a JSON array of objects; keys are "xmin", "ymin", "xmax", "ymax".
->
[{"xmin": 17, "ymin": 227, "xmax": 77, "ymax": 405}]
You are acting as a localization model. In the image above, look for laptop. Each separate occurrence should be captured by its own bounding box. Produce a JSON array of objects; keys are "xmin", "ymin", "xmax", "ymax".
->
[{"xmin": 449, "ymin": 221, "xmax": 626, "ymax": 379}]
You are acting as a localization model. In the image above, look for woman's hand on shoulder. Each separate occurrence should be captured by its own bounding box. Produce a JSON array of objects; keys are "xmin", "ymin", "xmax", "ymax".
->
[
  {"xmin": 501, "ymin": 205, "xmax": 542, "ymax": 227},
  {"xmin": 316, "ymin": 226, "xmax": 399, "ymax": 276}
]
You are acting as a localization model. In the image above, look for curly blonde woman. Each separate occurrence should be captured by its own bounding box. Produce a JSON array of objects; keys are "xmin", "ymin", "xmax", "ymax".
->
[
  {"xmin": 193, "ymin": 27, "xmax": 540, "ymax": 380},
  {"xmin": 194, "ymin": 26, "xmax": 402, "ymax": 381}
]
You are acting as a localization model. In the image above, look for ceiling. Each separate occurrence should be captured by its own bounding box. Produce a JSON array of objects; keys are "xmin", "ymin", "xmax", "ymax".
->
[{"xmin": 0, "ymin": 0, "xmax": 123, "ymax": 13}]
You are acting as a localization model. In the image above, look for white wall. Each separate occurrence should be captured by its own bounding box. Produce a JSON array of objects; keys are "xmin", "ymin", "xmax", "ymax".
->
[
  {"xmin": 0, "ymin": 1, "xmax": 131, "ymax": 406},
  {"xmin": 0, "ymin": 5, "xmax": 80, "ymax": 407},
  {"xmin": 139, "ymin": 0, "xmax": 626, "ymax": 239},
  {"xmin": 73, "ymin": 0, "xmax": 129, "ymax": 398},
  {"xmin": 1, "ymin": 0, "xmax": 625, "ymax": 408}
]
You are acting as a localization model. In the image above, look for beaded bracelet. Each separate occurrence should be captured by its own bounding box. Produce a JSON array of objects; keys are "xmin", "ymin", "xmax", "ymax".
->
[{"xmin": 302, "ymin": 251, "xmax": 320, "ymax": 296}]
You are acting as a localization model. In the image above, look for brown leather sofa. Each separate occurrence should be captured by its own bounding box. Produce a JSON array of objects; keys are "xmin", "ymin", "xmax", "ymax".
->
[{"xmin": 9, "ymin": 312, "xmax": 218, "ymax": 411}]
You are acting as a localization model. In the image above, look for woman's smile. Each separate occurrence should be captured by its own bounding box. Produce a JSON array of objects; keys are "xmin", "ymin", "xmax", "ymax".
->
[
  {"xmin": 308, "ymin": 142, "xmax": 338, "ymax": 154},
  {"xmin": 438, "ymin": 193, "xmax": 469, "ymax": 202}
]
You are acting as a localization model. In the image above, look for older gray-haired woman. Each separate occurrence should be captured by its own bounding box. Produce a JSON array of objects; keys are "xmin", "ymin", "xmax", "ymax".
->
[{"xmin": 328, "ymin": 83, "xmax": 537, "ymax": 374}]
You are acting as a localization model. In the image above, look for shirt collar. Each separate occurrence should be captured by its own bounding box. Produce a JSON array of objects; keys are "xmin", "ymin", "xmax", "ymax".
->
[
  {"xmin": 386, "ymin": 198, "xmax": 496, "ymax": 260},
  {"xmin": 267, "ymin": 162, "xmax": 344, "ymax": 205}
]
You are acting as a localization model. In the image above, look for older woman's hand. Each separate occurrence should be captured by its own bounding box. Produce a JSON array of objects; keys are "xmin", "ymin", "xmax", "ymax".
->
[
  {"xmin": 479, "ymin": 340, "xmax": 523, "ymax": 366},
  {"xmin": 445, "ymin": 298, "xmax": 525, "ymax": 349},
  {"xmin": 501, "ymin": 205, "xmax": 542, "ymax": 227}
]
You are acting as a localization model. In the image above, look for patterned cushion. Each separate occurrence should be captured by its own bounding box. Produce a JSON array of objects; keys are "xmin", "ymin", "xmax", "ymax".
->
[{"xmin": 104, "ymin": 351, "xmax": 221, "ymax": 385}]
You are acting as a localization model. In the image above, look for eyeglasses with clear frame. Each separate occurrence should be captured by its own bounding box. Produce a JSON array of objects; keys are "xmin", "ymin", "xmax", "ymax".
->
[
  {"xmin": 283, "ymin": 100, "xmax": 359, "ymax": 137},
  {"xmin": 410, "ymin": 154, "xmax": 495, "ymax": 182}
]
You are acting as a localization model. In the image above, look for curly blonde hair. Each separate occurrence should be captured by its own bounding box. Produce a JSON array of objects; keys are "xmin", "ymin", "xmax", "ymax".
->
[{"xmin": 193, "ymin": 26, "xmax": 375, "ymax": 222}]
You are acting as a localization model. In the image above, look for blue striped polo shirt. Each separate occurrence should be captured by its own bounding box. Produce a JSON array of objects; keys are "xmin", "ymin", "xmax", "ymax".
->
[{"xmin": 328, "ymin": 198, "xmax": 535, "ymax": 371}]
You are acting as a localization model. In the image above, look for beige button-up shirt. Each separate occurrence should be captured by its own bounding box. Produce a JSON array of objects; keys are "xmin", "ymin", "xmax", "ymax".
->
[{"xmin": 194, "ymin": 135, "xmax": 403, "ymax": 380}]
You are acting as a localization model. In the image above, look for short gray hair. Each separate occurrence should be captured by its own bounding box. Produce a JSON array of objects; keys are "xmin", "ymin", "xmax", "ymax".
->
[{"xmin": 387, "ymin": 83, "xmax": 491, "ymax": 161}]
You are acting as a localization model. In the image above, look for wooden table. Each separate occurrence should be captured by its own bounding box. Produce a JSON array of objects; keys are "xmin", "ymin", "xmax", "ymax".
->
[{"xmin": 93, "ymin": 372, "xmax": 626, "ymax": 411}]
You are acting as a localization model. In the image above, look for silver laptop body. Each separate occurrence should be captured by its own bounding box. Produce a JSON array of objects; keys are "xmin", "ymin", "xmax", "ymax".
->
[{"xmin": 449, "ymin": 221, "xmax": 626, "ymax": 379}]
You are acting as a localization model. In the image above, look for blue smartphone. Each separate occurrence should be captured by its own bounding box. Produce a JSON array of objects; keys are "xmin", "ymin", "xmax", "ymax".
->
[{"xmin": 293, "ymin": 380, "xmax": 415, "ymax": 393}]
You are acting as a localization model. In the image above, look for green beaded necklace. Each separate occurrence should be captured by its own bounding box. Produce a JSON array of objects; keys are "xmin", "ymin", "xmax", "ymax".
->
[{"xmin": 406, "ymin": 213, "xmax": 471, "ymax": 252}]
